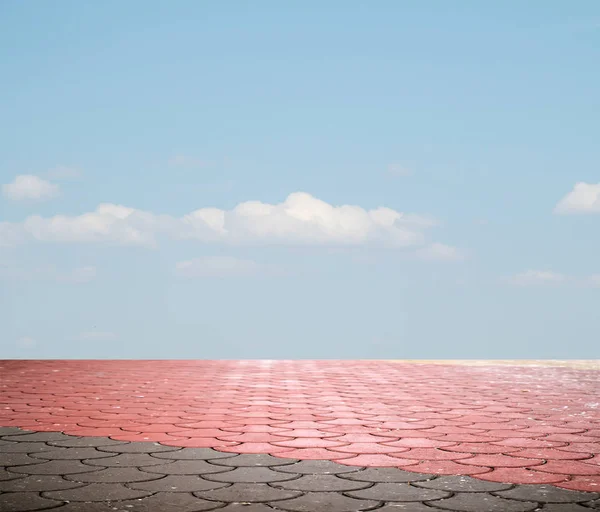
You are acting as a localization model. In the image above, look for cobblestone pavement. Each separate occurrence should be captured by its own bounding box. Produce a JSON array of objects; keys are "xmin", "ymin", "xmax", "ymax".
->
[
  {"xmin": 1, "ymin": 428, "xmax": 600, "ymax": 511},
  {"xmin": 1, "ymin": 360, "xmax": 599, "ymax": 510}
]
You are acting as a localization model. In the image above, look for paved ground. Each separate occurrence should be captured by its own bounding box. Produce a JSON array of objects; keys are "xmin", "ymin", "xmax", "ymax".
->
[{"xmin": 1, "ymin": 360, "xmax": 599, "ymax": 511}]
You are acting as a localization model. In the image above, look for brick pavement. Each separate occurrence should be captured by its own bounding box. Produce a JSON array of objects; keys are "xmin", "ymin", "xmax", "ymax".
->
[{"xmin": 1, "ymin": 360, "xmax": 599, "ymax": 510}]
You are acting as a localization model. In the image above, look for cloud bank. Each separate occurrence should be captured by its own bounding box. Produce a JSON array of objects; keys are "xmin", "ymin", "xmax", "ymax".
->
[{"xmin": 1, "ymin": 192, "xmax": 450, "ymax": 252}]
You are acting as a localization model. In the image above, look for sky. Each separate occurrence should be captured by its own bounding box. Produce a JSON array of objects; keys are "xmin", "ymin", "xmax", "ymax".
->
[{"xmin": 1, "ymin": 1, "xmax": 599, "ymax": 359}]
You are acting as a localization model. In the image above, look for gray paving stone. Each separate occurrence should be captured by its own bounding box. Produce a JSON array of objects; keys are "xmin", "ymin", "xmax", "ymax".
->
[
  {"xmin": 273, "ymin": 473, "xmax": 371, "ymax": 492},
  {"xmin": 339, "ymin": 467, "xmax": 433, "ymax": 483},
  {"xmin": 496, "ymin": 484, "xmax": 600, "ymax": 503},
  {"xmin": 413, "ymin": 475, "xmax": 513, "ymax": 492},
  {"xmin": 0, "ymin": 441, "xmax": 55, "ymax": 453},
  {"xmin": 0, "ymin": 474, "xmax": 86, "ymax": 492},
  {"xmin": 47, "ymin": 436, "xmax": 127, "ymax": 448},
  {"xmin": 96, "ymin": 441, "xmax": 180, "ymax": 454},
  {"xmin": 0, "ymin": 427, "xmax": 27, "ymax": 436},
  {"xmin": 272, "ymin": 491, "xmax": 380, "ymax": 511},
  {"xmin": 2, "ymin": 453, "xmax": 44, "ymax": 466},
  {"xmin": 376, "ymin": 504, "xmax": 442, "ymax": 511},
  {"xmin": 539, "ymin": 505, "xmax": 592, "ymax": 512},
  {"xmin": 64, "ymin": 467, "xmax": 164, "ymax": 483},
  {"xmin": 0, "ymin": 469, "xmax": 23, "ymax": 481},
  {"xmin": 2, "ymin": 432, "xmax": 72, "ymax": 442},
  {"xmin": 214, "ymin": 505, "xmax": 278, "ymax": 512},
  {"xmin": 429, "ymin": 493, "xmax": 539, "ymax": 512},
  {"xmin": 43, "ymin": 482, "xmax": 153, "ymax": 502},
  {"xmin": 31, "ymin": 447, "xmax": 112, "ymax": 460},
  {"xmin": 203, "ymin": 466, "xmax": 299, "ymax": 483},
  {"xmin": 127, "ymin": 474, "xmax": 229, "ymax": 492},
  {"xmin": 193, "ymin": 482, "xmax": 302, "ymax": 502},
  {"xmin": 151, "ymin": 447, "xmax": 238, "ymax": 460},
  {"xmin": 9, "ymin": 460, "xmax": 101, "ymax": 475},
  {"xmin": 0, "ymin": 491, "xmax": 64, "ymax": 511},
  {"xmin": 143, "ymin": 459, "xmax": 234, "ymax": 475},
  {"xmin": 49, "ymin": 492, "xmax": 226, "ymax": 511},
  {"xmin": 273, "ymin": 459, "xmax": 363, "ymax": 474},
  {"xmin": 209, "ymin": 453, "xmax": 299, "ymax": 467},
  {"xmin": 586, "ymin": 499, "xmax": 600, "ymax": 509},
  {"xmin": 347, "ymin": 482, "xmax": 450, "ymax": 502},
  {"xmin": 83, "ymin": 453, "xmax": 167, "ymax": 467}
]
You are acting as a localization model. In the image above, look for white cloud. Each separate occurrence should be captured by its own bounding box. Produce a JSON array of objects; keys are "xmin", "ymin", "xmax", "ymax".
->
[
  {"xmin": 76, "ymin": 331, "xmax": 117, "ymax": 341},
  {"xmin": 554, "ymin": 182, "xmax": 600, "ymax": 214},
  {"xmin": 2, "ymin": 174, "xmax": 59, "ymax": 201},
  {"xmin": 46, "ymin": 166, "xmax": 82, "ymax": 180},
  {"xmin": 416, "ymin": 243, "xmax": 465, "ymax": 262},
  {"xmin": 0, "ymin": 264, "xmax": 96, "ymax": 284},
  {"xmin": 175, "ymin": 256, "xmax": 265, "ymax": 278},
  {"xmin": 0, "ymin": 192, "xmax": 442, "ymax": 249},
  {"xmin": 507, "ymin": 270, "xmax": 567, "ymax": 286}
]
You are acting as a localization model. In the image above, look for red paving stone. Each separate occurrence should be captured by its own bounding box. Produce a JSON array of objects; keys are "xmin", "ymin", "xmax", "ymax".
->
[{"xmin": 1, "ymin": 359, "xmax": 599, "ymax": 490}]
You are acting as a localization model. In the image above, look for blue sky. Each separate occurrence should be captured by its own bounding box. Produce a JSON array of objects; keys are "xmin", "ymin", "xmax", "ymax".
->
[{"xmin": 1, "ymin": 1, "xmax": 599, "ymax": 359}]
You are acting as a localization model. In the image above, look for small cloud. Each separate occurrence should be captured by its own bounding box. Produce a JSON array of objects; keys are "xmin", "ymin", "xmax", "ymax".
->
[
  {"xmin": 387, "ymin": 164, "xmax": 413, "ymax": 177},
  {"xmin": 76, "ymin": 331, "xmax": 117, "ymax": 341},
  {"xmin": 16, "ymin": 336, "xmax": 36, "ymax": 349},
  {"xmin": 554, "ymin": 182, "xmax": 600, "ymax": 214},
  {"xmin": 416, "ymin": 243, "xmax": 465, "ymax": 262},
  {"xmin": 46, "ymin": 166, "xmax": 82, "ymax": 180},
  {"xmin": 2, "ymin": 174, "xmax": 59, "ymax": 201},
  {"xmin": 169, "ymin": 154, "xmax": 207, "ymax": 168},
  {"xmin": 174, "ymin": 256, "xmax": 264, "ymax": 278},
  {"xmin": 507, "ymin": 270, "xmax": 567, "ymax": 286}
]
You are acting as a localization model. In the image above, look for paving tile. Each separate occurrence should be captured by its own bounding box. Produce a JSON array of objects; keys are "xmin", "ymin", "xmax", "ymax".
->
[
  {"xmin": 375, "ymin": 504, "xmax": 442, "ymax": 511},
  {"xmin": 47, "ymin": 436, "xmax": 127, "ymax": 448},
  {"xmin": 555, "ymin": 475, "xmax": 600, "ymax": 492},
  {"xmin": 30, "ymin": 447, "xmax": 113, "ymax": 460},
  {"xmin": 339, "ymin": 467, "xmax": 433, "ymax": 482},
  {"xmin": 0, "ymin": 469, "xmax": 23, "ymax": 481},
  {"xmin": 275, "ymin": 448, "xmax": 356, "ymax": 460},
  {"xmin": 52, "ymin": 492, "xmax": 226, "ymax": 511},
  {"xmin": 513, "ymin": 448, "xmax": 592, "ymax": 460},
  {"xmin": 0, "ymin": 492, "xmax": 65, "ymax": 511},
  {"xmin": 8, "ymin": 460, "xmax": 101, "ymax": 475},
  {"xmin": 535, "ymin": 460, "xmax": 600, "ymax": 475},
  {"xmin": 347, "ymin": 482, "xmax": 449, "ymax": 501},
  {"xmin": 95, "ymin": 441, "xmax": 180, "ymax": 453},
  {"xmin": 457, "ymin": 454, "xmax": 544, "ymax": 467},
  {"xmin": 151, "ymin": 447, "xmax": 237, "ymax": 460},
  {"xmin": 63, "ymin": 467, "xmax": 164, "ymax": 483},
  {"xmin": 0, "ymin": 441, "xmax": 56, "ymax": 453},
  {"xmin": 428, "ymin": 492, "xmax": 538, "ymax": 511},
  {"xmin": 142, "ymin": 459, "xmax": 233, "ymax": 474},
  {"xmin": 538, "ymin": 505, "xmax": 592, "ymax": 512},
  {"xmin": 1, "ymin": 432, "xmax": 72, "ymax": 442},
  {"xmin": 82, "ymin": 453, "xmax": 168, "ymax": 467},
  {"xmin": 496, "ymin": 483, "xmax": 600, "ymax": 503},
  {"xmin": 193, "ymin": 482, "xmax": 302, "ymax": 502},
  {"xmin": 477, "ymin": 468, "xmax": 569, "ymax": 484},
  {"xmin": 272, "ymin": 473, "xmax": 370, "ymax": 491},
  {"xmin": 403, "ymin": 460, "xmax": 492, "ymax": 475},
  {"xmin": 0, "ymin": 427, "xmax": 27, "ymax": 436},
  {"xmin": 0, "ymin": 474, "xmax": 86, "ymax": 492},
  {"xmin": 43, "ymin": 482, "xmax": 153, "ymax": 501},
  {"xmin": 412, "ymin": 475, "xmax": 512, "ymax": 492},
  {"xmin": 207, "ymin": 453, "xmax": 299, "ymax": 467},
  {"xmin": 270, "ymin": 437, "xmax": 346, "ymax": 448},
  {"xmin": 273, "ymin": 491, "xmax": 379, "ymax": 512},
  {"xmin": 128, "ymin": 474, "xmax": 230, "ymax": 491},
  {"xmin": 337, "ymin": 454, "xmax": 419, "ymax": 467},
  {"xmin": 202, "ymin": 466, "xmax": 298, "ymax": 483},
  {"xmin": 273, "ymin": 459, "xmax": 363, "ymax": 475},
  {"xmin": 2, "ymin": 453, "xmax": 46, "ymax": 466}
]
